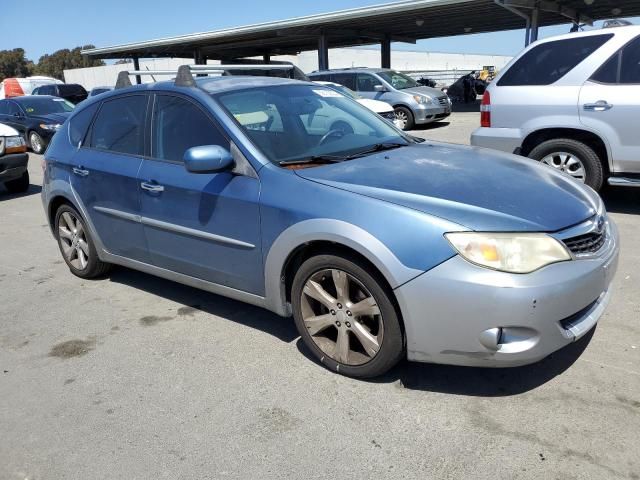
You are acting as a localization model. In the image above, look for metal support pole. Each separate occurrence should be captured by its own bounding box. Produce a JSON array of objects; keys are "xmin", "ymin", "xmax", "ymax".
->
[
  {"xmin": 530, "ymin": 8, "xmax": 540, "ymax": 43},
  {"xmin": 318, "ymin": 32, "xmax": 329, "ymax": 71},
  {"xmin": 133, "ymin": 57, "xmax": 141, "ymax": 84},
  {"xmin": 194, "ymin": 48, "xmax": 205, "ymax": 65},
  {"xmin": 263, "ymin": 53, "xmax": 271, "ymax": 64},
  {"xmin": 381, "ymin": 35, "xmax": 391, "ymax": 69}
]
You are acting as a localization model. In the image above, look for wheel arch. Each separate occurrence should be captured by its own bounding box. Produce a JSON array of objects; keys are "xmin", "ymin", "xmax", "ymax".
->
[
  {"xmin": 520, "ymin": 128, "xmax": 611, "ymax": 175},
  {"xmin": 263, "ymin": 219, "xmax": 423, "ymax": 317}
]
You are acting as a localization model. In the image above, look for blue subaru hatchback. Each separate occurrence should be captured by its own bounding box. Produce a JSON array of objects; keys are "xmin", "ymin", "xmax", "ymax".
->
[{"xmin": 42, "ymin": 67, "xmax": 619, "ymax": 378}]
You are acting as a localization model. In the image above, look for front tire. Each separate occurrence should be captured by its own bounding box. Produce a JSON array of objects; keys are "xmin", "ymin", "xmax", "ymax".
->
[
  {"xmin": 4, "ymin": 171, "xmax": 29, "ymax": 193},
  {"xmin": 29, "ymin": 131, "xmax": 46, "ymax": 154},
  {"xmin": 55, "ymin": 205, "xmax": 110, "ymax": 279},
  {"xmin": 394, "ymin": 106, "xmax": 414, "ymax": 131},
  {"xmin": 291, "ymin": 254, "xmax": 404, "ymax": 378},
  {"xmin": 528, "ymin": 138, "xmax": 604, "ymax": 191}
]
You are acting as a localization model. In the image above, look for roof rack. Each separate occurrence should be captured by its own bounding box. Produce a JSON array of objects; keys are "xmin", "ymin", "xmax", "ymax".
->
[{"xmin": 115, "ymin": 64, "xmax": 296, "ymax": 89}]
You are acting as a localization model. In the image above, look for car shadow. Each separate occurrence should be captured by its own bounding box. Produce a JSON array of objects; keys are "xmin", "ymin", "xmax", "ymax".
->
[
  {"xmin": 108, "ymin": 265, "xmax": 593, "ymax": 396},
  {"xmin": 106, "ymin": 267, "xmax": 298, "ymax": 343},
  {"xmin": 0, "ymin": 183, "xmax": 42, "ymax": 200},
  {"xmin": 410, "ymin": 121, "xmax": 450, "ymax": 132},
  {"xmin": 601, "ymin": 186, "xmax": 640, "ymax": 215},
  {"xmin": 452, "ymin": 100, "xmax": 481, "ymax": 113},
  {"xmin": 296, "ymin": 327, "xmax": 595, "ymax": 396}
]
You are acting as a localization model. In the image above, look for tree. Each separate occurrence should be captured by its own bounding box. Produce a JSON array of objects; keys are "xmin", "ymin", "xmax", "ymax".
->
[
  {"xmin": 0, "ymin": 49, "xmax": 33, "ymax": 81},
  {"xmin": 35, "ymin": 45, "xmax": 105, "ymax": 80}
]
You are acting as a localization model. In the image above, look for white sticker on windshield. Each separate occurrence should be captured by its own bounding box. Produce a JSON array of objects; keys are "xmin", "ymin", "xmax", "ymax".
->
[
  {"xmin": 312, "ymin": 89, "xmax": 342, "ymax": 98},
  {"xmin": 52, "ymin": 98, "xmax": 65, "ymax": 101}
]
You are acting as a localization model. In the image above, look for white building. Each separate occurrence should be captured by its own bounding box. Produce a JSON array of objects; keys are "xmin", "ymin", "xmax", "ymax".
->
[{"xmin": 64, "ymin": 47, "xmax": 512, "ymax": 90}]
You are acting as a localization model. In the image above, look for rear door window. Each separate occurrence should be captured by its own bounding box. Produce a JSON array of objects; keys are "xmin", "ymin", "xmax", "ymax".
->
[
  {"xmin": 151, "ymin": 95, "xmax": 227, "ymax": 162},
  {"xmin": 90, "ymin": 95, "xmax": 147, "ymax": 156},
  {"xmin": 498, "ymin": 34, "xmax": 613, "ymax": 86},
  {"xmin": 332, "ymin": 73, "xmax": 357, "ymax": 90}
]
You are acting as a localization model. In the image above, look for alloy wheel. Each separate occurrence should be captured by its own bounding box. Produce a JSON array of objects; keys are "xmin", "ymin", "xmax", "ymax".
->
[
  {"xmin": 58, "ymin": 211, "xmax": 90, "ymax": 270},
  {"xmin": 540, "ymin": 152, "xmax": 586, "ymax": 182},
  {"xmin": 300, "ymin": 268, "xmax": 383, "ymax": 366},
  {"xmin": 395, "ymin": 110, "xmax": 408, "ymax": 130},
  {"xmin": 30, "ymin": 132, "xmax": 43, "ymax": 154}
]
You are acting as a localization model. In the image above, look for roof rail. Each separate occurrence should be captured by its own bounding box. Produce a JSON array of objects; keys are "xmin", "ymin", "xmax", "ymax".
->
[{"xmin": 115, "ymin": 64, "xmax": 297, "ymax": 89}]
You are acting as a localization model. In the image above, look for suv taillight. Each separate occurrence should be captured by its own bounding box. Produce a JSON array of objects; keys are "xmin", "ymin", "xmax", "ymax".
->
[{"xmin": 480, "ymin": 91, "xmax": 491, "ymax": 128}]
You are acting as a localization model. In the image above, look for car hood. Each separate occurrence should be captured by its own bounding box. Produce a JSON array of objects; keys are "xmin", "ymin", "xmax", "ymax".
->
[
  {"xmin": 29, "ymin": 112, "xmax": 71, "ymax": 125},
  {"xmin": 357, "ymin": 98, "xmax": 394, "ymax": 113},
  {"xmin": 295, "ymin": 142, "xmax": 600, "ymax": 232},
  {"xmin": 399, "ymin": 85, "xmax": 444, "ymax": 98}
]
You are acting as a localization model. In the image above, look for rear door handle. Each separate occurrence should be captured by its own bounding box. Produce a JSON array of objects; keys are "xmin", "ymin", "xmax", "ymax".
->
[
  {"xmin": 583, "ymin": 101, "xmax": 613, "ymax": 112},
  {"xmin": 72, "ymin": 167, "xmax": 89, "ymax": 177},
  {"xmin": 141, "ymin": 181, "xmax": 165, "ymax": 193}
]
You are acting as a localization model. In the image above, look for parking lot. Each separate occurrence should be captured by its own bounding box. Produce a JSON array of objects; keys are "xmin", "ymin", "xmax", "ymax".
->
[{"xmin": 1, "ymin": 110, "xmax": 639, "ymax": 480}]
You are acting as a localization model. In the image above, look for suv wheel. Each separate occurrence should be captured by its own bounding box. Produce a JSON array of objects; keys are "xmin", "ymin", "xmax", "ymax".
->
[
  {"xmin": 291, "ymin": 254, "xmax": 404, "ymax": 378},
  {"xmin": 55, "ymin": 205, "xmax": 111, "ymax": 279},
  {"xmin": 529, "ymin": 138, "xmax": 604, "ymax": 191},
  {"xmin": 394, "ymin": 106, "xmax": 414, "ymax": 131},
  {"xmin": 4, "ymin": 171, "xmax": 29, "ymax": 193}
]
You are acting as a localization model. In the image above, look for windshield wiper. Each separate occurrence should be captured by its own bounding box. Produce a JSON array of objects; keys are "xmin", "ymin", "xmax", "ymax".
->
[
  {"xmin": 344, "ymin": 142, "xmax": 407, "ymax": 160},
  {"xmin": 279, "ymin": 155, "xmax": 345, "ymax": 166}
]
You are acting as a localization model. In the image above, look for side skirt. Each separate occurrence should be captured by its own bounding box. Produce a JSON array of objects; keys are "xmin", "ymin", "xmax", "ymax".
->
[{"xmin": 101, "ymin": 251, "xmax": 272, "ymax": 313}]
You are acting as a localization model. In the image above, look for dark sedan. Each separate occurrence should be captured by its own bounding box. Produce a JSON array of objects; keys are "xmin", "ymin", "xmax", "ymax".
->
[{"xmin": 0, "ymin": 96, "xmax": 74, "ymax": 154}]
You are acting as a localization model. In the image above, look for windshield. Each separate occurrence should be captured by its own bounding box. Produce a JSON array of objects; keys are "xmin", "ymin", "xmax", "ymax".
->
[
  {"xmin": 377, "ymin": 71, "xmax": 419, "ymax": 90},
  {"xmin": 19, "ymin": 97, "xmax": 75, "ymax": 115},
  {"xmin": 215, "ymin": 84, "xmax": 408, "ymax": 166}
]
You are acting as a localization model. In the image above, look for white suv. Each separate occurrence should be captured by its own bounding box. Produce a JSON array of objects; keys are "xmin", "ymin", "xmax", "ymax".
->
[{"xmin": 471, "ymin": 24, "xmax": 640, "ymax": 191}]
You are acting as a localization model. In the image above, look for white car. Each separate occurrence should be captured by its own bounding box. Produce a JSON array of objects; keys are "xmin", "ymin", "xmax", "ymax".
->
[
  {"xmin": 313, "ymin": 81, "xmax": 401, "ymax": 128},
  {"xmin": 0, "ymin": 123, "xmax": 29, "ymax": 193}
]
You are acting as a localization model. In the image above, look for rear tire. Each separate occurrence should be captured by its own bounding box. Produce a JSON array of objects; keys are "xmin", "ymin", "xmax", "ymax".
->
[
  {"xmin": 394, "ymin": 106, "xmax": 414, "ymax": 131},
  {"xmin": 4, "ymin": 171, "xmax": 29, "ymax": 193},
  {"xmin": 291, "ymin": 253, "xmax": 404, "ymax": 378},
  {"xmin": 55, "ymin": 204, "xmax": 111, "ymax": 279},
  {"xmin": 528, "ymin": 138, "xmax": 604, "ymax": 191}
]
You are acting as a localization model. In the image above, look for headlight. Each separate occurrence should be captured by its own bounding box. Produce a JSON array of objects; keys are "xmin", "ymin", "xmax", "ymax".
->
[
  {"xmin": 445, "ymin": 232, "xmax": 571, "ymax": 273},
  {"xmin": 3, "ymin": 135, "xmax": 27, "ymax": 154},
  {"xmin": 413, "ymin": 95, "xmax": 432, "ymax": 105},
  {"xmin": 39, "ymin": 124, "xmax": 61, "ymax": 131}
]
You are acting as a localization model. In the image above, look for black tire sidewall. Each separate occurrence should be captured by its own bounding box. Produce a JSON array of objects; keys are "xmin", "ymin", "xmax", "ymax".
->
[
  {"xmin": 291, "ymin": 254, "xmax": 404, "ymax": 378},
  {"xmin": 394, "ymin": 106, "xmax": 414, "ymax": 130},
  {"xmin": 529, "ymin": 139, "xmax": 603, "ymax": 191},
  {"xmin": 54, "ymin": 205, "xmax": 104, "ymax": 278}
]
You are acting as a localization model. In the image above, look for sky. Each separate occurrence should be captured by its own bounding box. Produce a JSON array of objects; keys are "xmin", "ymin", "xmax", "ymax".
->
[{"xmin": 1, "ymin": 0, "xmax": 638, "ymax": 61}]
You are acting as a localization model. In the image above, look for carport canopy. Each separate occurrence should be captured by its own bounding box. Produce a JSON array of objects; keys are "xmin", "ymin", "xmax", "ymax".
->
[{"xmin": 82, "ymin": 0, "xmax": 640, "ymax": 71}]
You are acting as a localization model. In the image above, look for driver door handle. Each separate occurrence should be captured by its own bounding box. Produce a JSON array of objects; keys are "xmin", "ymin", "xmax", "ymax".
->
[
  {"xmin": 583, "ymin": 101, "xmax": 613, "ymax": 112},
  {"xmin": 141, "ymin": 181, "xmax": 165, "ymax": 193}
]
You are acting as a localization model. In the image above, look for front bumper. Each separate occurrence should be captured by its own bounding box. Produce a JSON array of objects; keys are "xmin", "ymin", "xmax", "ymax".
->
[
  {"xmin": 395, "ymin": 219, "xmax": 619, "ymax": 367},
  {"xmin": 414, "ymin": 104, "xmax": 451, "ymax": 124},
  {"xmin": 0, "ymin": 153, "xmax": 29, "ymax": 182},
  {"xmin": 470, "ymin": 127, "xmax": 523, "ymax": 154}
]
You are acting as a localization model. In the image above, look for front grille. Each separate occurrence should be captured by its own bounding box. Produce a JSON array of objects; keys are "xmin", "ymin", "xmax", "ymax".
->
[
  {"xmin": 437, "ymin": 96, "xmax": 449, "ymax": 107},
  {"xmin": 379, "ymin": 111, "xmax": 396, "ymax": 121},
  {"xmin": 563, "ymin": 231, "xmax": 606, "ymax": 255}
]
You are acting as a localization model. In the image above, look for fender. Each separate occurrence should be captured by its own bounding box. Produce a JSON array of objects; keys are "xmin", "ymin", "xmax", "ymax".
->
[{"xmin": 263, "ymin": 219, "xmax": 424, "ymax": 316}]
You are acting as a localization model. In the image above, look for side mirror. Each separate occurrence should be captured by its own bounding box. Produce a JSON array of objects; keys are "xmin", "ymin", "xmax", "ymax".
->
[
  {"xmin": 374, "ymin": 85, "xmax": 387, "ymax": 92},
  {"xmin": 184, "ymin": 145, "xmax": 235, "ymax": 174},
  {"xmin": 13, "ymin": 112, "xmax": 23, "ymax": 118}
]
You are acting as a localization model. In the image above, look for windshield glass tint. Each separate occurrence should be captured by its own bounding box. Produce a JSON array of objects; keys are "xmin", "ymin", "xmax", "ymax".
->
[
  {"xmin": 377, "ymin": 71, "xmax": 419, "ymax": 89},
  {"xmin": 19, "ymin": 97, "xmax": 75, "ymax": 115},
  {"xmin": 216, "ymin": 85, "xmax": 406, "ymax": 165}
]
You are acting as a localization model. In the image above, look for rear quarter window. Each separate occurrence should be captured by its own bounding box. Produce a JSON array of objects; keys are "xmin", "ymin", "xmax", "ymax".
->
[
  {"xmin": 498, "ymin": 34, "xmax": 613, "ymax": 86},
  {"xmin": 69, "ymin": 102, "xmax": 99, "ymax": 147}
]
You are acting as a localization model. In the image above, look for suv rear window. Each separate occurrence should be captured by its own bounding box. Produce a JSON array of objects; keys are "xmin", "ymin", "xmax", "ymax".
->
[
  {"xmin": 498, "ymin": 34, "xmax": 613, "ymax": 86},
  {"xmin": 591, "ymin": 35, "xmax": 640, "ymax": 84}
]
